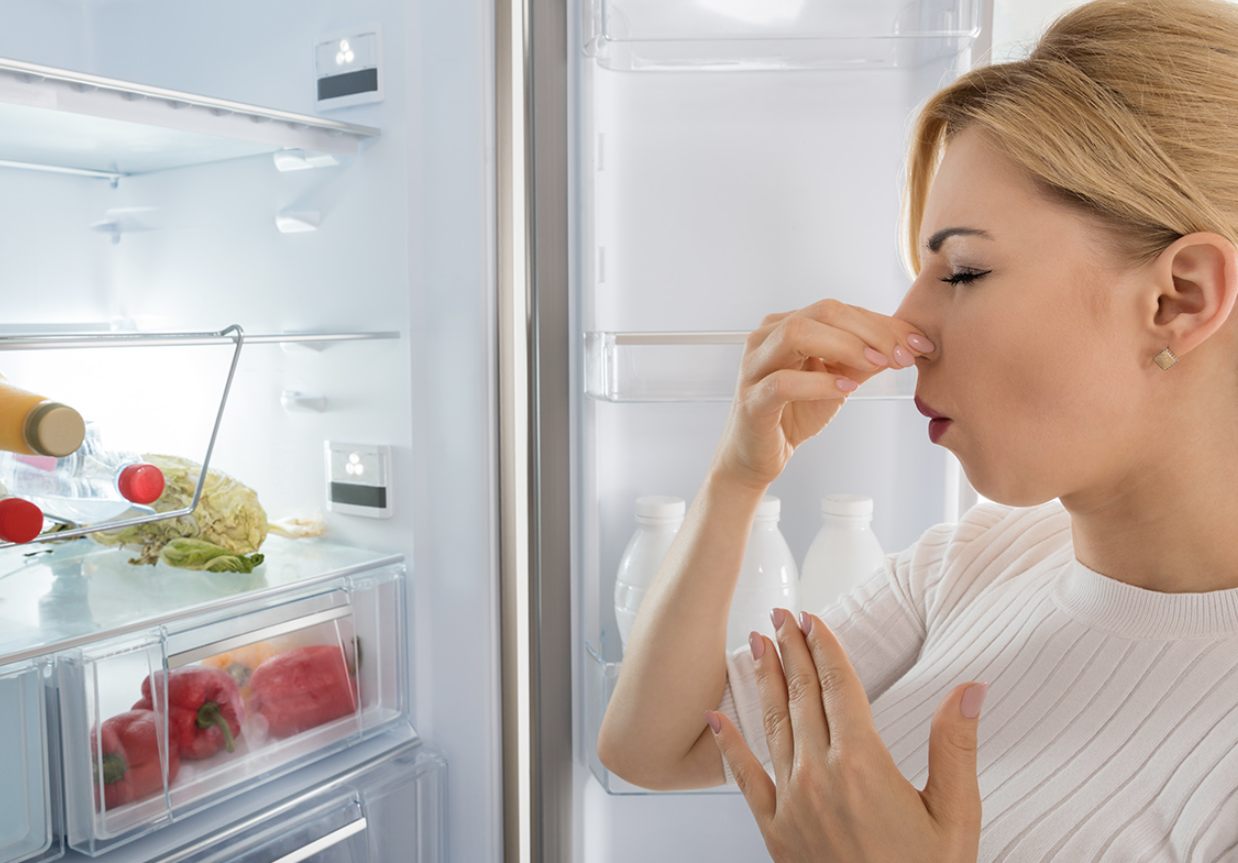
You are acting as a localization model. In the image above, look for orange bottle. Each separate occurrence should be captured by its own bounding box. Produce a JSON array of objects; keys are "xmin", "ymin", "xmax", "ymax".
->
[{"xmin": 0, "ymin": 379, "xmax": 86, "ymax": 457}]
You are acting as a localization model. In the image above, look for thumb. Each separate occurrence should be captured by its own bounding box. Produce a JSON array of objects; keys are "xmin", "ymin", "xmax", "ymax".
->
[{"xmin": 921, "ymin": 682, "xmax": 987, "ymax": 832}]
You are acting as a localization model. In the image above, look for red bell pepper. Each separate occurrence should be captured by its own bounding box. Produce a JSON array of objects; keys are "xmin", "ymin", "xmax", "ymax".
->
[
  {"xmin": 249, "ymin": 644, "xmax": 358, "ymax": 738},
  {"xmin": 92, "ymin": 709, "xmax": 180, "ymax": 809},
  {"xmin": 134, "ymin": 666, "xmax": 244, "ymax": 760}
]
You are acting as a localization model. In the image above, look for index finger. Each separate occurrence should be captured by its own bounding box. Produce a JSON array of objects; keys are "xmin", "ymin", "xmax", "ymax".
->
[
  {"xmin": 744, "ymin": 299, "xmax": 931, "ymax": 386},
  {"xmin": 798, "ymin": 611, "xmax": 873, "ymax": 752}
]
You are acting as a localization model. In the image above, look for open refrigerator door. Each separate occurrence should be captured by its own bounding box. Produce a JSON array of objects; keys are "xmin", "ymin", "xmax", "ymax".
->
[{"xmin": 521, "ymin": 0, "xmax": 994, "ymax": 858}]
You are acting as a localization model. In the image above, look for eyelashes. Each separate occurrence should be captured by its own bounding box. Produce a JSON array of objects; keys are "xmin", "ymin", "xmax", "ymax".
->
[{"xmin": 940, "ymin": 269, "xmax": 990, "ymax": 286}]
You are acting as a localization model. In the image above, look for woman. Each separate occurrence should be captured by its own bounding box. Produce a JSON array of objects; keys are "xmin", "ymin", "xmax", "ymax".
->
[{"xmin": 597, "ymin": 0, "xmax": 1238, "ymax": 860}]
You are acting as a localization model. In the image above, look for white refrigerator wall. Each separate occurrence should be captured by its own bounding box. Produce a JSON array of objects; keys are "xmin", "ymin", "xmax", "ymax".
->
[
  {"xmin": 0, "ymin": 2, "xmax": 501, "ymax": 861},
  {"xmin": 570, "ymin": 13, "xmax": 985, "ymax": 863}
]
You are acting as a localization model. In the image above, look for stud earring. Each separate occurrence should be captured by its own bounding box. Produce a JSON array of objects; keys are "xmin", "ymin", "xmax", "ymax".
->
[{"xmin": 1152, "ymin": 346, "xmax": 1178, "ymax": 370}]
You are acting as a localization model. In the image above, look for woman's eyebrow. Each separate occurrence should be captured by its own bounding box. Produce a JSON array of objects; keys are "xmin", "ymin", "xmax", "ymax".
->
[{"xmin": 924, "ymin": 226, "xmax": 994, "ymax": 254}]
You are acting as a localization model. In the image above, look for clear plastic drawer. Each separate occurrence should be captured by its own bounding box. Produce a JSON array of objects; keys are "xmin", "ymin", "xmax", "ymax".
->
[
  {"xmin": 57, "ymin": 566, "xmax": 406, "ymax": 856},
  {"xmin": 0, "ymin": 659, "xmax": 62, "ymax": 863},
  {"xmin": 156, "ymin": 742, "xmax": 447, "ymax": 863},
  {"xmin": 172, "ymin": 791, "xmax": 370, "ymax": 863}
]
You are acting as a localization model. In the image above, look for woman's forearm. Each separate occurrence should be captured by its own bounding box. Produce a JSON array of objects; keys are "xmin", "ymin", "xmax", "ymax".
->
[{"xmin": 597, "ymin": 466, "xmax": 767, "ymax": 786}]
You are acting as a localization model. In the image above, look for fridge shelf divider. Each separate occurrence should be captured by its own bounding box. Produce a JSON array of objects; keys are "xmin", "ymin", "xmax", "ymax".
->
[
  {"xmin": 0, "ymin": 56, "xmax": 380, "ymax": 179},
  {"xmin": 0, "ymin": 324, "xmax": 244, "ymax": 549},
  {"xmin": 584, "ymin": 329, "xmax": 917, "ymax": 402}
]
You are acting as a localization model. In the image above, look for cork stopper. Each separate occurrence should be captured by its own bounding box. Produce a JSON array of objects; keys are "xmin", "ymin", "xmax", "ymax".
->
[{"xmin": 25, "ymin": 402, "xmax": 86, "ymax": 457}]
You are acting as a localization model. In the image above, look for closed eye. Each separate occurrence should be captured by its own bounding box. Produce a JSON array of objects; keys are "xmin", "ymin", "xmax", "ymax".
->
[{"xmin": 941, "ymin": 269, "xmax": 990, "ymax": 286}]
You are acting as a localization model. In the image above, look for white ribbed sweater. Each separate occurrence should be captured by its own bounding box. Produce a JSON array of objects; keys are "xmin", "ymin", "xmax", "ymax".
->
[{"xmin": 717, "ymin": 499, "xmax": 1238, "ymax": 862}]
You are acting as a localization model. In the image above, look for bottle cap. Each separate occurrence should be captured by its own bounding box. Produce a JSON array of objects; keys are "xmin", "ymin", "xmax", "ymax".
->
[
  {"xmin": 118, "ymin": 464, "xmax": 166, "ymax": 504},
  {"xmin": 635, "ymin": 495, "xmax": 685, "ymax": 522},
  {"xmin": 25, "ymin": 402, "xmax": 86, "ymax": 458},
  {"xmin": 0, "ymin": 497, "xmax": 44, "ymax": 544},
  {"xmin": 822, "ymin": 494, "xmax": 874, "ymax": 517},
  {"xmin": 756, "ymin": 495, "xmax": 781, "ymax": 521}
]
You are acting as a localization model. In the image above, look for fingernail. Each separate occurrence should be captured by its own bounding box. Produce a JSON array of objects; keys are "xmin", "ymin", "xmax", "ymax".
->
[
  {"xmin": 907, "ymin": 334, "xmax": 935, "ymax": 353},
  {"xmin": 863, "ymin": 347, "xmax": 889, "ymax": 367},
  {"xmin": 960, "ymin": 682, "xmax": 989, "ymax": 719},
  {"xmin": 705, "ymin": 711, "xmax": 722, "ymax": 734},
  {"xmin": 799, "ymin": 611, "xmax": 812, "ymax": 635},
  {"xmin": 770, "ymin": 608, "xmax": 787, "ymax": 630},
  {"xmin": 836, "ymin": 377, "xmax": 858, "ymax": 393},
  {"xmin": 749, "ymin": 631, "xmax": 765, "ymax": 659},
  {"xmin": 892, "ymin": 345, "xmax": 913, "ymax": 367}
]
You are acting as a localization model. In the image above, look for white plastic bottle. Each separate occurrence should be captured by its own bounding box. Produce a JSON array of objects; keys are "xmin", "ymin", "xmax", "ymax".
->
[
  {"xmin": 614, "ymin": 495, "xmax": 686, "ymax": 652},
  {"xmin": 727, "ymin": 496, "xmax": 799, "ymax": 652},
  {"xmin": 799, "ymin": 494, "xmax": 887, "ymax": 618}
]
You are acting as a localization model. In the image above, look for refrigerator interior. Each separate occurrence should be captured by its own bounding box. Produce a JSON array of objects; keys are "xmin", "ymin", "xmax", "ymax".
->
[
  {"xmin": 569, "ymin": 0, "xmax": 987, "ymax": 858},
  {"xmin": 0, "ymin": 0, "xmax": 498, "ymax": 861}
]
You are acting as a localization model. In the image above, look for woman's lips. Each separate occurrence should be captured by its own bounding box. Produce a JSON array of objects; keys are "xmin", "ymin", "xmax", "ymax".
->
[
  {"xmin": 928, "ymin": 418, "xmax": 952, "ymax": 443},
  {"xmin": 914, "ymin": 395, "xmax": 950, "ymax": 420}
]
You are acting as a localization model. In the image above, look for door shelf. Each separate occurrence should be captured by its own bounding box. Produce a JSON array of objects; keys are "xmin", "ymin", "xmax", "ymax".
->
[
  {"xmin": 57, "ymin": 564, "xmax": 408, "ymax": 856},
  {"xmin": 584, "ymin": 330, "xmax": 917, "ymax": 402},
  {"xmin": 585, "ymin": 640, "xmax": 739, "ymax": 796},
  {"xmin": 584, "ymin": 0, "xmax": 981, "ymax": 72},
  {"xmin": 0, "ymin": 57, "xmax": 380, "ymax": 180}
]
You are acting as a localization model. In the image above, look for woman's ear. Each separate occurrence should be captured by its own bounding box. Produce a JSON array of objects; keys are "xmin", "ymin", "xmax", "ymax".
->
[{"xmin": 1144, "ymin": 232, "xmax": 1238, "ymax": 363}]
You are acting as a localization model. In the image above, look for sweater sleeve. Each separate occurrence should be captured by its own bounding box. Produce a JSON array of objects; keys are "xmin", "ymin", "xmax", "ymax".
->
[{"xmin": 714, "ymin": 513, "xmax": 965, "ymax": 787}]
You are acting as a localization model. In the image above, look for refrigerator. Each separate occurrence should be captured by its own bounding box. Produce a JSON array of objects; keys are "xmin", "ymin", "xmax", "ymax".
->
[
  {"xmin": 0, "ymin": 1, "xmax": 489, "ymax": 861},
  {"xmin": 0, "ymin": 0, "xmax": 997, "ymax": 861}
]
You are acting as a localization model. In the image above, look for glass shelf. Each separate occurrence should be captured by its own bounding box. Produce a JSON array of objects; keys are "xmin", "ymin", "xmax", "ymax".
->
[
  {"xmin": 0, "ymin": 329, "xmax": 400, "ymax": 351},
  {"xmin": 0, "ymin": 534, "xmax": 403, "ymax": 666},
  {"xmin": 583, "ymin": 330, "xmax": 917, "ymax": 402},
  {"xmin": 0, "ymin": 57, "xmax": 380, "ymax": 180},
  {"xmin": 583, "ymin": 0, "xmax": 981, "ymax": 72}
]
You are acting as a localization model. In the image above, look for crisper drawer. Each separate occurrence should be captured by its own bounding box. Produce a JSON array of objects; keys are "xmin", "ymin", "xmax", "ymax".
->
[
  {"xmin": 56, "ymin": 566, "xmax": 406, "ymax": 856},
  {"xmin": 159, "ymin": 743, "xmax": 447, "ymax": 863},
  {"xmin": 171, "ymin": 790, "xmax": 370, "ymax": 863},
  {"xmin": 0, "ymin": 659, "xmax": 61, "ymax": 863}
]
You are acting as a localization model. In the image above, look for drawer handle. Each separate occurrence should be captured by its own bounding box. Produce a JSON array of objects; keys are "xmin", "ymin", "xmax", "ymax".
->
[
  {"xmin": 269, "ymin": 816, "xmax": 368, "ymax": 863},
  {"xmin": 169, "ymin": 606, "xmax": 353, "ymax": 669}
]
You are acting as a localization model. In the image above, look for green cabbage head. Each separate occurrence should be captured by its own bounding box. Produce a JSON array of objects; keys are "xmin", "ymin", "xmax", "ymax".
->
[{"xmin": 92, "ymin": 454, "xmax": 268, "ymax": 565}]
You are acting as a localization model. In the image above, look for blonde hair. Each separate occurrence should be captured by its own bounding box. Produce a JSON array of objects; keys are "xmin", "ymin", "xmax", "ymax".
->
[{"xmin": 900, "ymin": 0, "xmax": 1238, "ymax": 281}]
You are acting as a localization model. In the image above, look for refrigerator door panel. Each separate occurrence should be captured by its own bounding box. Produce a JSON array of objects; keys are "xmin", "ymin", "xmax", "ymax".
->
[{"xmin": 525, "ymin": 0, "xmax": 993, "ymax": 855}]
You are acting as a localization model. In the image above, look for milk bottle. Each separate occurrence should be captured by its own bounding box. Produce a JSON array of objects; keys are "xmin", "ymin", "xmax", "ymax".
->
[
  {"xmin": 726, "ymin": 495, "xmax": 798, "ymax": 652},
  {"xmin": 799, "ymin": 494, "xmax": 887, "ymax": 617},
  {"xmin": 614, "ymin": 495, "xmax": 685, "ymax": 652}
]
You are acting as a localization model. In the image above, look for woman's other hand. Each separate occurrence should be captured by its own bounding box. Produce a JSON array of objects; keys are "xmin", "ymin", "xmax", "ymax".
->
[
  {"xmin": 711, "ymin": 299, "xmax": 934, "ymax": 491},
  {"xmin": 706, "ymin": 608, "xmax": 986, "ymax": 863}
]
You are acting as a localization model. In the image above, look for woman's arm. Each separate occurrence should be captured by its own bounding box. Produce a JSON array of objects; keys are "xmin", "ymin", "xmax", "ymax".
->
[{"xmin": 596, "ymin": 465, "xmax": 765, "ymax": 788}]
